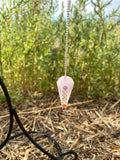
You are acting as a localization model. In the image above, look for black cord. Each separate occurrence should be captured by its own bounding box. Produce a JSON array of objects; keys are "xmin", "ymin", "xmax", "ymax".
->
[
  {"xmin": 0, "ymin": 77, "xmax": 78, "ymax": 160},
  {"xmin": 0, "ymin": 77, "xmax": 13, "ymax": 150},
  {"xmin": 9, "ymin": 131, "xmax": 62, "ymax": 155}
]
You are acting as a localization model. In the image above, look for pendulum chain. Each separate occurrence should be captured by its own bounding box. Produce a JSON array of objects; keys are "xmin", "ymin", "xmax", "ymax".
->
[
  {"xmin": 65, "ymin": 0, "xmax": 71, "ymax": 76},
  {"xmin": 57, "ymin": 0, "xmax": 74, "ymax": 111}
]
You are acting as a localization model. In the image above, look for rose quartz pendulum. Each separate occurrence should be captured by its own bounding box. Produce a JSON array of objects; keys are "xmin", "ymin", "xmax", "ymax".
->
[
  {"xmin": 57, "ymin": 0, "xmax": 73, "ymax": 110},
  {"xmin": 57, "ymin": 76, "xmax": 74, "ymax": 110}
]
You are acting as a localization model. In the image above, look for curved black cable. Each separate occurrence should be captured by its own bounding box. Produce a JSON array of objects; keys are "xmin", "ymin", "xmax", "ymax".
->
[
  {"xmin": 0, "ymin": 77, "xmax": 13, "ymax": 149},
  {"xmin": 0, "ymin": 77, "xmax": 78, "ymax": 160},
  {"xmin": 9, "ymin": 131, "xmax": 62, "ymax": 156}
]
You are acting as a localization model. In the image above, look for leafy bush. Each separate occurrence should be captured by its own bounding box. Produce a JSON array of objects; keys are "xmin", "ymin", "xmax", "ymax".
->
[{"xmin": 0, "ymin": 0, "xmax": 120, "ymax": 99}]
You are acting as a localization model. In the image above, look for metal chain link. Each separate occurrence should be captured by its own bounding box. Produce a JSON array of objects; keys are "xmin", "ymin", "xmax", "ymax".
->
[{"xmin": 65, "ymin": 0, "xmax": 71, "ymax": 76}]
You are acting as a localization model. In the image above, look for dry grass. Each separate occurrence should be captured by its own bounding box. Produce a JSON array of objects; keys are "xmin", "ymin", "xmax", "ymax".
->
[{"xmin": 0, "ymin": 94, "xmax": 120, "ymax": 160}]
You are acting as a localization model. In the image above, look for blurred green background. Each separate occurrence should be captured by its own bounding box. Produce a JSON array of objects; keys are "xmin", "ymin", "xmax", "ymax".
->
[{"xmin": 0, "ymin": 0, "xmax": 120, "ymax": 100}]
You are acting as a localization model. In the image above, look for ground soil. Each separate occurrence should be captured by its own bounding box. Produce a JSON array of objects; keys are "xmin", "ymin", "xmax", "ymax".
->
[{"xmin": 0, "ymin": 94, "xmax": 120, "ymax": 160}]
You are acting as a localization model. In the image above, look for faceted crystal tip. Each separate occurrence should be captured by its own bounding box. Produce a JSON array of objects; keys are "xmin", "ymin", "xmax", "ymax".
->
[
  {"xmin": 62, "ymin": 104, "xmax": 66, "ymax": 111},
  {"xmin": 62, "ymin": 107, "xmax": 66, "ymax": 111}
]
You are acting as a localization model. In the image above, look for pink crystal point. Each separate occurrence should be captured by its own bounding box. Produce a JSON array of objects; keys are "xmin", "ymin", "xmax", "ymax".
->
[{"xmin": 57, "ymin": 76, "xmax": 74, "ymax": 110}]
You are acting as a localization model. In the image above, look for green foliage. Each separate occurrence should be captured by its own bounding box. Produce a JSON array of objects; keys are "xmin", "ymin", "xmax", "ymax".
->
[
  {"xmin": 0, "ymin": 92, "xmax": 6, "ymax": 103},
  {"xmin": 9, "ymin": 89, "xmax": 24, "ymax": 103},
  {"xmin": 0, "ymin": 0, "xmax": 120, "ymax": 100}
]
